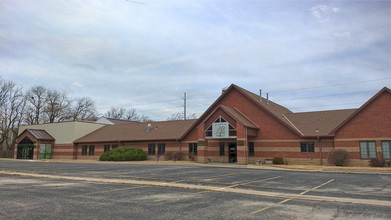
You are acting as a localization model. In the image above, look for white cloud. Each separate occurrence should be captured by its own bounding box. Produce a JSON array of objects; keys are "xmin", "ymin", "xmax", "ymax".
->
[{"xmin": 72, "ymin": 81, "xmax": 84, "ymax": 87}]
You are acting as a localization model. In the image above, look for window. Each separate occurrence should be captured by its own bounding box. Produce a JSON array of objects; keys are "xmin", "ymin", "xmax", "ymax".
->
[
  {"xmin": 205, "ymin": 116, "xmax": 236, "ymax": 138},
  {"xmin": 219, "ymin": 142, "xmax": 225, "ymax": 156},
  {"xmin": 112, "ymin": 144, "xmax": 118, "ymax": 149},
  {"xmin": 148, "ymin": 143, "xmax": 155, "ymax": 155},
  {"xmin": 189, "ymin": 143, "xmax": 198, "ymax": 155},
  {"xmin": 300, "ymin": 142, "xmax": 314, "ymax": 153},
  {"xmin": 248, "ymin": 142, "xmax": 254, "ymax": 156},
  {"xmin": 82, "ymin": 145, "xmax": 87, "ymax": 155},
  {"xmin": 381, "ymin": 141, "xmax": 390, "ymax": 159},
  {"xmin": 89, "ymin": 145, "xmax": 95, "ymax": 156},
  {"xmin": 360, "ymin": 141, "xmax": 377, "ymax": 159},
  {"xmin": 158, "ymin": 143, "xmax": 165, "ymax": 155},
  {"xmin": 104, "ymin": 145, "xmax": 110, "ymax": 153}
]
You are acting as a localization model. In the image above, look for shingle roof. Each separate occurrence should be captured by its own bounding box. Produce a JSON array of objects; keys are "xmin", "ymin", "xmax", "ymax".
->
[
  {"xmin": 105, "ymin": 118, "xmax": 139, "ymax": 125},
  {"xmin": 25, "ymin": 129, "xmax": 55, "ymax": 141},
  {"xmin": 74, "ymin": 120, "xmax": 197, "ymax": 144},
  {"xmin": 220, "ymin": 105, "xmax": 259, "ymax": 129},
  {"xmin": 284, "ymin": 109, "xmax": 357, "ymax": 136}
]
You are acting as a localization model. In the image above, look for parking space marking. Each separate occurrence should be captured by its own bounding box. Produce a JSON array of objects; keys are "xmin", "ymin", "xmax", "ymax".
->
[
  {"xmin": 215, "ymin": 176, "xmax": 281, "ymax": 191},
  {"xmin": 251, "ymin": 179, "xmax": 334, "ymax": 215},
  {"xmin": 85, "ymin": 185, "xmax": 148, "ymax": 195},
  {"xmin": 154, "ymin": 176, "xmax": 280, "ymax": 203}
]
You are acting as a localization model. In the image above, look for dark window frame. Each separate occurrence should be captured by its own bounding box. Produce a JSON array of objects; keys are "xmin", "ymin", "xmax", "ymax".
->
[
  {"xmin": 219, "ymin": 142, "xmax": 225, "ymax": 156},
  {"xmin": 81, "ymin": 145, "xmax": 87, "ymax": 155},
  {"xmin": 300, "ymin": 142, "xmax": 314, "ymax": 153},
  {"xmin": 248, "ymin": 142, "xmax": 255, "ymax": 156},
  {"xmin": 148, "ymin": 143, "xmax": 156, "ymax": 155},
  {"xmin": 360, "ymin": 141, "xmax": 377, "ymax": 159},
  {"xmin": 104, "ymin": 145, "xmax": 110, "ymax": 153},
  {"xmin": 382, "ymin": 141, "xmax": 391, "ymax": 159},
  {"xmin": 89, "ymin": 145, "xmax": 95, "ymax": 156},
  {"xmin": 189, "ymin": 143, "xmax": 198, "ymax": 155},
  {"xmin": 158, "ymin": 143, "xmax": 165, "ymax": 155},
  {"xmin": 112, "ymin": 144, "xmax": 118, "ymax": 149}
]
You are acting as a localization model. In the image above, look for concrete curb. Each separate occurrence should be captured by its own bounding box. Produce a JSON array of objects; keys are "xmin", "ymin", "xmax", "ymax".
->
[
  {"xmin": 1, "ymin": 158, "xmax": 391, "ymax": 175},
  {"xmin": 2, "ymin": 170, "xmax": 391, "ymax": 208}
]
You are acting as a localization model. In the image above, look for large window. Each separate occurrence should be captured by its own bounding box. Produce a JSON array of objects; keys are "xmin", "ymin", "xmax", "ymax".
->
[
  {"xmin": 189, "ymin": 143, "xmax": 198, "ymax": 155},
  {"xmin": 360, "ymin": 141, "xmax": 377, "ymax": 159},
  {"xmin": 381, "ymin": 141, "xmax": 391, "ymax": 159},
  {"xmin": 219, "ymin": 142, "xmax": 225, "ymax": 156},
  {"xmin": 104, "ymin": 145, "xmax": 110, "ymax": 153},
  {"xmin": 158, "ymin": 143, "xmax": 165, "ymax": 155},
  {"xmin": 300, "ymin": 142, "xmax": 314, "ymax": 153},
  {"xmin": 205, "ymin": 117, "xmax": 237, "ymax": 138},
  {"xmin": 148, "ymin": 143, "xmax": 155, "ymax": 155},
  {"xmin": 81, "ymin": 145, "xmax": 87, "ymax": 155},
  {"xmin": 89, "ymin": 145, "xmax": 95, "ymax": 156},
  {"xmin": 248, "ymin": 142, "xmax": 254, "ymax": 156}
]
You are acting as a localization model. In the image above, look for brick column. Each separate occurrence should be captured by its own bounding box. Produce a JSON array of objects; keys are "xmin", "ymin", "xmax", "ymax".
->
[
  {"xmin": 197, "ymin": 139, "xmax": 208, "ymax": 163},
  {"xmin": 236, "ymin": 125, "xmax": 248, "ymax": 165}
]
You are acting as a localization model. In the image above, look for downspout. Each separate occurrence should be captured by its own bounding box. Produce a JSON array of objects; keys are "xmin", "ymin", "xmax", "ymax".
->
[{"xmin": 319, "ymin": 138, "xmax": 323, "ymax": 165}]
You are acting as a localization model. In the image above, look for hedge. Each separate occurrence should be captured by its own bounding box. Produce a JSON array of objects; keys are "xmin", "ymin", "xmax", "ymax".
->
[{"xmin": 100, "ymin": 147, "xmax": 146, "ymax": 161}]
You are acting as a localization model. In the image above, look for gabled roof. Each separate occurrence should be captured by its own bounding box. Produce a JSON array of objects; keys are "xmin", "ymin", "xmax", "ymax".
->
[
  {"xmin": 74, "ymin": 120, "xmax": 197, "ymax": 144},
  {"xmin": 20, "ymin": 129, "xmax": 55, "ymax": 141},
  {"xmin": 284, "ymin": 109, "xmax": 357, "ymax": 137},
  {"xmin": 220, "ymin": 105, "xmax": 259, "ymax": 129},
  {"xmin": 330, "ymin": 87, "xmax": 391, "ymax": 135},
  {"xmin": 182, "ymin": 84, "xmax": 302, "ymax": 139}
]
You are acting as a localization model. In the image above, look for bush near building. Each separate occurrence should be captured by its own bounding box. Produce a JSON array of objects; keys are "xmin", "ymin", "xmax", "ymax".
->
[
  {"xmin": 328, "ymin": 149, "xmax": 349, "ymax": 166},
  {"xmin": 100, "ymin": 147, "xmax": 146, "ymax": 161},
  {"xmin": 273, "ymin": 157, "xmax": 284, "ymax": 164}
]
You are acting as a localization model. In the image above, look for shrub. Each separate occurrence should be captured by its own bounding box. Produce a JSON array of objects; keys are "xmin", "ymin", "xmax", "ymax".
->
[
  {"xmin": 165, "ymin": 152, "xmax": 173, "ymax": 160},
  {"xmin": 369, "ymin": 158, "xmax": 385, "ymax": 167},
  {"xmin": 273, "ymin": 157, "xmax": 284, "ymax": 164},
  {"xmin": 328, "ymin": 149, "xmax": 349, "ymax": 166},
  {"xmin": 173, "ymin": 152, "xmax": 184, "ymax": 161},
  {"xmin": 99, "ymin": 147, "xmax": 146, "ymax": 161},
  {"xmin": 386, "ymin": 160, "xmax": 391, "ymax": 167}
]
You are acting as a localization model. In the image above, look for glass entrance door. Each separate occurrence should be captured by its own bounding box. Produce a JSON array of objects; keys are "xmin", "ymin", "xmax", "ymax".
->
[{"xmin": 228, "ymin": 143, "xmax": 237, "ymax": 163}]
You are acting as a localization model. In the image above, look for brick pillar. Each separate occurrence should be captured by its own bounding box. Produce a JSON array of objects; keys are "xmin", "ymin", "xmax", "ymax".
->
[
  {"xmin": 236, "ymin": 125, "xmax": 248, "ymax": 165},
  {"xmin": 197, "ymin": 140, "xmax": 208, "ymax": 163}
]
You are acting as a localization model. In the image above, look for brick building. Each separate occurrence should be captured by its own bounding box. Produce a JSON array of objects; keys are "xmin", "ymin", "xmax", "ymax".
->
[{"xmin": 15, "ymin": 84, "xmax": 391, "ymax": 166}]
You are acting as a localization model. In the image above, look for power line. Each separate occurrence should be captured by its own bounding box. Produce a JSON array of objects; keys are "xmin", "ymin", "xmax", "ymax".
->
[
  {"xmin": 270, "ymin": 77, "xmax": 391, "ymax": 94},
  {"xmin": 274, "ymin": 90, "xmax": 377, "ymax": 102}
]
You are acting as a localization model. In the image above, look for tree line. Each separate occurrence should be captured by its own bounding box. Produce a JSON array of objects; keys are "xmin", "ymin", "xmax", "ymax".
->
[{"xmin": 0, "ymin": 78, "xmax": 151, "ymax": 153}]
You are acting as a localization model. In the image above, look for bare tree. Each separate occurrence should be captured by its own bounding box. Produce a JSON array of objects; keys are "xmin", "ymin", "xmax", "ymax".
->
[
  {"xmin": 105, "ymin": 107, "xmax": 126, "ymax": 119},
  {"xmin": 24, "ymin": 85, "xmax": 47, "ymax": 125},
  {"xmin": 0, "ymin": 79, "xmax": 26, "ymax": 155},
  {"xmin": 167, "ymin": 112, "xmax": 197, "ymax": 121},
  {"xmin": 70, "ymin": 97, "xmax": 97, "ymax": 121},
  {"xmin": 124, "ymin": 108, "xmax": 138, "ymax": 121},
  {"xmin": 44, "ymin": 89, "xmax": 72, "ymax": 123}
]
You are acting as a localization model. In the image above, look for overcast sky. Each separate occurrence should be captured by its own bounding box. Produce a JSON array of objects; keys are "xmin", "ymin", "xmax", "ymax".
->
[{"xmin": 1, "ymin": 0, "xmax": 390, "ymax": 120}]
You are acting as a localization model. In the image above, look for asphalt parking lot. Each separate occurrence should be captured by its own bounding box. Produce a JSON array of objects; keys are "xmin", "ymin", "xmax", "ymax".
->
[{"xmin": 1, "ymin": 160, "xmax": 391, "ymax": 219}]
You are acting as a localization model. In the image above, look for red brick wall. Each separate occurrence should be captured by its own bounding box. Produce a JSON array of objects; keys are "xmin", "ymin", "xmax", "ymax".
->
[{"xmin": 335, "ymin": 91, "xmax": 391, "ymax": 164}]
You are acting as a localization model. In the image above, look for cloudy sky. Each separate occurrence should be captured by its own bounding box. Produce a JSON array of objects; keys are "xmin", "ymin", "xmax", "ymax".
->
[{"xmin": 1, "ymin": 0, "xmax": 390, "ymax": 120}]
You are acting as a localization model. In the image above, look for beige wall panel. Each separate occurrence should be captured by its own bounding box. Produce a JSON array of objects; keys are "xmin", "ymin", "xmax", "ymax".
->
[{"xmin": 19, "ymin": 122, "xmax": 105, "ymax": 144}]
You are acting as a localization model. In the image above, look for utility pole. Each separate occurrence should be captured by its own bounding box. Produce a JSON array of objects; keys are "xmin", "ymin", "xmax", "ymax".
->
[{"xmin": 184, "ymin": 92, "xmax": 187, "ymax": 120}]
